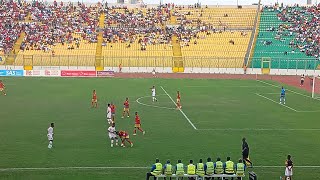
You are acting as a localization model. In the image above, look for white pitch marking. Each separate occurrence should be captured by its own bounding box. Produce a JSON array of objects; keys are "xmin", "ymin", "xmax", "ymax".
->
[
  {"xmin": 197, "ymin": 128, "xmax": 320, "ymax": 131},
  {"xmin": 1, "ymin": 166, "xmax": 320, "ymax": 171},
  {"xmin": 136, "ymin": 94, "xmax": 176, "ymax": 110},
  {"xmin": 255, "ymin": 93, "xmax": 298, "ymax": 112},
  {"xmin": 263, "ymin": 92, "xmax": 281, "ymax": 95},
  {"xmin": 257, "ymin": 80, "xmax": 320, "ymax": 101},
  {"xmin": 185, "ymin": 85, "xmax": 269, "ymax": 88},
  {"xmin": 160, "ymin": 86, "xmax": 197, "ymax": 130},
  {"xmin": 296, "ymin": 110, "xmax": 320, "ymax": 113}
]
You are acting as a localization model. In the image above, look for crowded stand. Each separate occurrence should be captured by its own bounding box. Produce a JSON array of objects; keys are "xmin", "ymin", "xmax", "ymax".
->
[
  {"xmin": 0, "ymin": 1, "xmax": 28, "ymax": 55},
  {"xmin": 277, "ymin": 5, "xmax": 320, "ymax": 58}
]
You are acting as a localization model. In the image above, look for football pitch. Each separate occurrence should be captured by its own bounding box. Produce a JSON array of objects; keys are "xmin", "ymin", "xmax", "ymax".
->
[{"xmin": 0, "ymin": 77, "xmax": 320, "ymax": 180}]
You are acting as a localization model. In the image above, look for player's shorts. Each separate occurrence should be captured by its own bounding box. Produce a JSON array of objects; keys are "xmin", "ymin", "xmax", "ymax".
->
[
  {"xmin": 285, "ymin": 166, "xmax": 293, "ymax": 176},
  {"xmin": 242, "ymin": 151, "xmax": 249, "ymax": 159},
  {"xmin": 109, "ymin": 134, "xmax": 118, "ymax": 139},
  {"xmin": 123, "ymin": 108, "xmax": 129, "ymax": 112},
  {"xmin": 107, "ymin": 119, "xmax": 113, "ymax": 124},
  {"xmin": 121, "ymin": 135, "xmax": 129, "ymax": 139},
  {"xmin": 0, "ymin": 88, "xmax": 3, "ymax": 91},
  {"xmin": 152, "ymin": 94, "xmax": 156, "ymax": 97},
  {"xmin": 92, "ymin": 99, "xmax": 97, "ymax": 103},
  {"xmin": 47, "ymin": 134, "xmax": 53, "ymax": 141},
  {"xmin": 134, "ymin": 124, "xmax": 141, "ymax": 128},
  {"xmin": 107, "ymin": 114, "xmax": 112, "ymax": 119},
  {"xmin": 280, "ymin": 94, "xmax": 285, "ymax": 98},
  {"xmin": 176, "ymin": 98, "xmax": 180, "ymax": 103}
]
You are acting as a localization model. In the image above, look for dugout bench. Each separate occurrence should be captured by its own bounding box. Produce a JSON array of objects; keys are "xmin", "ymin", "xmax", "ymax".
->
[{"xmin": 155, "ymin": 174, "xmax": 244, "ymax": 180}]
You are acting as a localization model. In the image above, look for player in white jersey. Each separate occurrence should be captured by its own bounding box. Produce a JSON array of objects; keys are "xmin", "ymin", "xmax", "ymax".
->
[
  {"xmin": 47, "ymin": 123, "xmax": 54, "ymax": 149},
  {"xmin": 108, "ymin": 123, "xmax": 118, "ymax": 147},
  {"xmin": 151, "ymin": 86, "xmax": 157, "ymax": 102},
  {"xmin": 106, "ymin": 103, "xmax": 112, "ymax": 124}
]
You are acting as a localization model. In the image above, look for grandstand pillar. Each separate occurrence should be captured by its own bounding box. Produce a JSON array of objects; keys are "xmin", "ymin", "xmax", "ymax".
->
[
  {"xmin": 171, "ymin": 35, "xmax": 184, "ymax": 73},
  {"xmin": 95, "ymin": 13, "xmax": 105, "ymax": 71}
]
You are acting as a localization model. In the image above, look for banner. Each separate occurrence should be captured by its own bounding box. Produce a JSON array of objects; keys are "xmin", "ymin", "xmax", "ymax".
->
[
  {"xmin": 25, "ymin": 70, "xmax": 41, "ymax": 76},
  {"xmin": 44, "ymin": 70, "xmax": 60, "ymax": 77},
  {"xmin": 25, "ymin": 70, "xmax": 60, "ymax": 77},
  {"xmin": 61, "ymin": 70, "xmax": 96, "ymax": 77},
  {"xmin": 97, "ymin": 71, "xmax": 115, "ymax": 77},
  {"xmin": 0, "ymin": 70, "xmax": 24, "ymax": 76}
]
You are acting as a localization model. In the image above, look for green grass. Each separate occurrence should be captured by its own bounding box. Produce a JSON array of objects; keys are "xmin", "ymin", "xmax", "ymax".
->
[{"xmin": 0, "ymin": 77, "xmax": 320, "ymax": 180}]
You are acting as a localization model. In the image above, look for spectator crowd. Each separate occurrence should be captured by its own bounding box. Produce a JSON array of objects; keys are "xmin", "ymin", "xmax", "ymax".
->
[{"xmin": 268, "ymin": 4, "xmax": 320, "ymax": 58}]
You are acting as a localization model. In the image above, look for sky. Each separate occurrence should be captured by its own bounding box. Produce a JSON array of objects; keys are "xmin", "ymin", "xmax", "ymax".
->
[{"xmin": 44, "ymin": 0, "xmax": 314, "ymax": 5}]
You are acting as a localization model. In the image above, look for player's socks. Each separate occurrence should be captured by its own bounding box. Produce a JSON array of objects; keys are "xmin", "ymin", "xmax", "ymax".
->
[
  {"xmin": 111, "ymin": 140, "xmax": 114, "ymax": 147},
  {"xmin": 48, "ymin": 141, "xmax": 53, "ymax": 149},
  {"xmin": 116, "ymin": 140, "xmax": 118, "ymax": 146},
  {"xmin": 130, "ymin": 143, "xmax": 133, "ymax": 147},
  {"xmin": 138, "ymin": 128, "xmax": 144, "ymax": 133},
  {"xmin": 133, "ymin": 129, "xmax": 137, "ymax": 135},
  {"xmin": 143, "ymin": 131, "xmax": 145, "ymax": 135}
]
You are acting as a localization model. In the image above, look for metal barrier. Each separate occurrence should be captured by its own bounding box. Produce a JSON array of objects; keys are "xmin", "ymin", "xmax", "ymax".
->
[
  {"xmin": 249, "ymin": 57, "xmax": 320, "ymax": 70},
  {"xmin": 0, "ymin": 54, "xmax": 319, "ymax": 71}
]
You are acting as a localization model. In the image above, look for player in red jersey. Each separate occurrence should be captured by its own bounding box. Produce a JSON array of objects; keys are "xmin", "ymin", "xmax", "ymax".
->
[
  {"xmin": 117, "ymin": 130, "xmax": 133, "ymax": 147},
  {"xmin": 133, "ymin": 112, "xmax": 145, "ymax": 135},
  {"xmin": 111, "ymin": 102, "xmax": 116, "ymax": 122},
  {"xmin": 122, "ymin": 97, "xmax": 130, "ymax": 118},
  {"xmin": 91, "ymin": 90, "xmax": 98, "ymax": 108},
  {"xmin": 0, "ymin": 80, "xmax": 6, "ymax": 96},
  {"xmin": 176, "ymin": 91, "xmax": 181, "ymax": 109}
]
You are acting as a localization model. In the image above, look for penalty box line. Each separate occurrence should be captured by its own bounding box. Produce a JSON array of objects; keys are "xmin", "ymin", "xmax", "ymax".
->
[
  {"xmin": 160, "ymin": 86, "xmax": 197, "ymax": 130},
  {"xmin": 257, "ymin": 80, "xmax": 320, "ymax": 102},
  {"xmin": 255, "ymin": 93, "xmax": 320, "ymax": 113},
  {"xmin": 255, "ymin": 93, "xmax": 298, "ymax": 112},
  {"xmin": 1, "ymin": 166, "xmax": 320, "ymax": 171}
]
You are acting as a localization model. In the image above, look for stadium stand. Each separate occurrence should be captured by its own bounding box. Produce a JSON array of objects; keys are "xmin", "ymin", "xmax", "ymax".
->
[
  {"xmin": 14, "ymin": 1, "xmax": 100, "ymax": 67},
  {"xmin": 251, "ymin": 5, "xmax": 320, "ymax": 69},
  {"xmin": 0, "ymin": 1, "xmax": 257, "ymax": 69},
  {"xmin": 174, "ymin": 6, "xmax": 255, "ymax": 68}
]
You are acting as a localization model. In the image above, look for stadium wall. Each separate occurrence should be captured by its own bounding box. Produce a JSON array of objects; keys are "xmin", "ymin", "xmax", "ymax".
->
[{"xmin": 1, "ymin": 66, "xmax": 320, "ymax": 76}]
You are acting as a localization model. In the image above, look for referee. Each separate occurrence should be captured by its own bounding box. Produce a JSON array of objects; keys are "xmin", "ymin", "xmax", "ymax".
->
[{"xmin": 242, "ymin": 137, "xmax": 253, "ymax": 167}]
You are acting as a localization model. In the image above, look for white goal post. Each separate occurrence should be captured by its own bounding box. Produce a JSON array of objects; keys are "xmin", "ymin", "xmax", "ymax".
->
[{"xmin": 312, "ymin": 75, "xmax": 320, "ymax": 99}]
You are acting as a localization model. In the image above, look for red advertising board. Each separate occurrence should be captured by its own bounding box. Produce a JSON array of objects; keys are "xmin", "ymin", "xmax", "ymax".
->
[{"xmin": 61, "ymin": 70, "xmax": 96, "ymax": 77}]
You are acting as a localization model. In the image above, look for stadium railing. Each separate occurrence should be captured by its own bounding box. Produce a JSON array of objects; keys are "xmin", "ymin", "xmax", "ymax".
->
[
  {"xmin": 0, "ymin": 54, "xmax": 319, "ymax": 71},
  {"xmin": 155, "ymin": 173, "xmax": 244, "ymax": 179}
]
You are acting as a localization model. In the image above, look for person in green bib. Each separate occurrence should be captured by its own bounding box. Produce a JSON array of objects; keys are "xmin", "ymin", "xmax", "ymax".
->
[
  {"xmin": 163, "ymin": 160, "xmax": 173, "ymax": 180},
  {"xmin": 223, "ymin": 157, "xmax": 235, "ymax": 180},
  {"xmin": 196, "ymin": 159, "xmax": 205, "ymax": 177},
  {"xmin": 187, "ymin": 159, "xmax": 196, "ymax": 180},
  {"xmin": 146, "ymin": 158, "xmax": 162, "ymax": 180},
  {"xmin": 214, "ymin": 157, "xmax": 224, "ymax": 179},
  {"xmin": 204, "ymin": 157, "xmax": 214, "ymax": 179},
  {"xmin": 175, "ymin": 159, "xmax": 185, "ymax": 180},
  {"xmin": 235, "ymin": 159, "xmax": 246, "ymax": 180}
]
